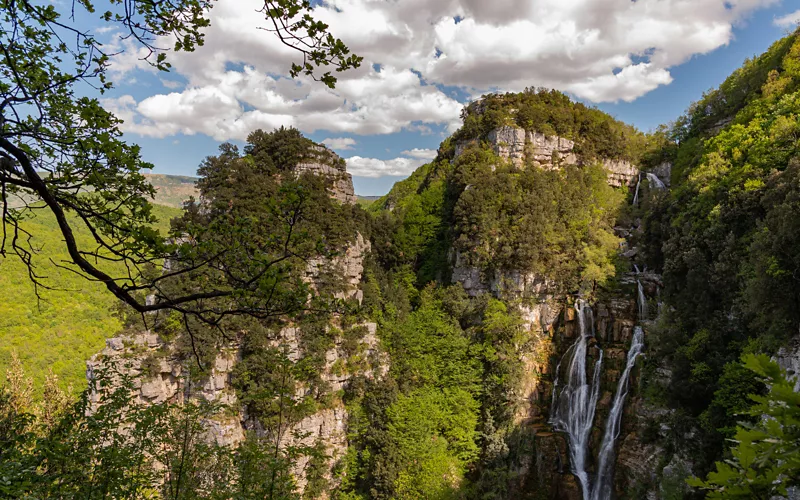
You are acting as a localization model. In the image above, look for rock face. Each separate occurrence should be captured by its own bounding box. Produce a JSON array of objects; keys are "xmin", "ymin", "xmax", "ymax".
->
[
  {"xmin": 483, "ymin": 126, "xmax": 578, "ymax": 169},
  {"xmin": 86, "ymin": 155, "xmax": 377, "ymax": 495},
  {"xmin": 651, "ymin": 161, "xmax": 672, "ymax": 188},
  {"xmin": 88, "ymin": 226, "xmax": 379, "ymax": 493},
  {"xmin": 294, "ymin": 145, "xmax": 356, "ymax": 205},
  {"xmin": 88, "ymin": 319, "xmax": 383, "ymax": 487},
  {"xmin": 305, "ymin": 232, "xmax": 371, "ymax": 303},
  {"xmin": 602, "ymin": 159, "xmax": 638, "ymax": 188},
  {"xmin": 87, "ymin": 332, "xmax": 245, "ymax": 447},
  {"xmin": 451, "ymin": 251, "xmax": 555, "ymax": 299},
  {"xmin": 774, "ymin": 334, "xmax": 800, "ymax": 392},
  {"xmin": 454, "ymin": 125, "xmax": 638, "ymax": 187}
]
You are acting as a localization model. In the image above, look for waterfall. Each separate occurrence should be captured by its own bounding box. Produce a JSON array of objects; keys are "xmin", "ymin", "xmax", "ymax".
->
[
  {"xmin": 550, "ymin": 300, "xmax": 604, "ymax": 499},
  {"xmin": 632, "ymin": 174, "xmax": 641, "ymax": 205},
  {"xmin": 646, "ymin": 172, "xmax": 666, "ymax": 190},
  {"xmin": 637, "ymin": 280, "xmax": 648, "ymax": 321},
  {"xmin": 591, "ymin": 327, "xmax": 645, "ymax": 500}
]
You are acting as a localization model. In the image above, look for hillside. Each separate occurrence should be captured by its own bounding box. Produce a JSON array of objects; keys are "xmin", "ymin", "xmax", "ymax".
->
[
  {"xmin": 3, "ymin": 30, "xmax": 800, "ymax": 500},
  {"xmin": 143, "ymin": 173, "xmax": 200, "ymax": 208},
  {"xmin": 0, "ymin": 203, "xmax": 181, "ymax": 396},
  {"xmin": 636, "ymin": 29, "xmax": 800, "ymax": 476}
]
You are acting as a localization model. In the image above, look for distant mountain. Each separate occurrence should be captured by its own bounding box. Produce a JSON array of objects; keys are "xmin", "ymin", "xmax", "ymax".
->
[
  {"xmin": 144, "ymin": 173, "xmax": 382, "ymax": 208},
  {"xmin": 143, "ymin": 173, "xmax": 200, "ymax": 208}
]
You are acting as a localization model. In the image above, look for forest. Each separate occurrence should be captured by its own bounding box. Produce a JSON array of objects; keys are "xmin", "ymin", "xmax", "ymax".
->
[{"xmin": 1, "ymin": 0, "xmax": 799, "ymax": 498}]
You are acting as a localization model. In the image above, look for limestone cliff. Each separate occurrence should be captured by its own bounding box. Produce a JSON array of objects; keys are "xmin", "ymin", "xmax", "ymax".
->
[
  {"xmin": 86, "ymin": 152, "xmax": 380, "ymax": 496},
  {"xmin": 294, "ymin": 144, "xmax": 356, "ymax": 205},
  {"xmin": 453, "ymin": 125, "xmax": 639, "ymax": 188}
]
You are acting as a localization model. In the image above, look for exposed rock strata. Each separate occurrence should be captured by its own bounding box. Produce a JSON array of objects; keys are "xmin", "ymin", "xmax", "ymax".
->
[
  {"xmin": 294, "ymin": 145, "xmax": 356, "ymax": 204},
  {"xmin": 454, "ymin": 125, "xmax": 638, "ymax": 188},
  {"xmin": 87, "ymin": 156, "xmax": 375, "ymax": 494},
  {"xmin": 87, "ymin": 320, "xmax": 384, "ymax": 489}
]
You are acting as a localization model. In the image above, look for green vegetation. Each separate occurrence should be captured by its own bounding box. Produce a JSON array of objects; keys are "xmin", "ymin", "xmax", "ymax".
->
[
  {"xmin": 451, "ymin": 88, "xmax": 649, "ymax": 162},
  {"xmin": 333, "ymin": 90, "xmax": 636, "ymax": 498},
  {"xmin": 450, "ymin": 145, "xmax": 623, "ymax": 290},
  {"xmin": 0, "ymin": 358, "xmax": 304, "ymax": 499},
  {"xmin": 1, "ymin": 0, "xmax": 359, "ymax": 323},
  {"xmin": 688, "ymin": 355, "xmax": 799, "ymax": 499},
  {"xmin": 5, "ymin": 22, "xmax": 800, "ymax": 498},
  {"xmin": 639, "ymin": 27, "xmax": 800, "ymax": 485},
  {"xmin": 0, "ymin": 203, "xmax": 180, "ymax": 397},
  {"xmin": 143, "ymin": 174, "xmax": 200, "ymax": 208}
]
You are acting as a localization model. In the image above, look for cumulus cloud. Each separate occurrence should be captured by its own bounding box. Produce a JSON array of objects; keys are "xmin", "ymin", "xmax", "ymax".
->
[
  {"xmin": 774, "ymin": 10, "xmax": 800, "ymax": 26},
  {"xmin": 322, "ymin": 137, "xmax": 357, "ymax": 149},
  {"xmin": 103, "ymin": 0, "xmax": 783, "ymax": 175},
  {"xmin": 401, "ymin": 148, "xmax": 438, "ymax": 160},
  {"xmin": 346, "ymin": 156, "xmax": 428, "ymax": 178}
]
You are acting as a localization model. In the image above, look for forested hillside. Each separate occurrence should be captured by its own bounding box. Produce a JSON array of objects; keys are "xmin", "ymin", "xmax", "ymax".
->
[
  {"xmin": 0, "ymin": 204, "xmax": 180, "ymax": 395},
  {"xmin": 638, "ymin": 28, "xmax": 800, "ymax": 483},
  {"xmin": 3, "ymin": 28, "xmax": 800, "ymax": 500}
]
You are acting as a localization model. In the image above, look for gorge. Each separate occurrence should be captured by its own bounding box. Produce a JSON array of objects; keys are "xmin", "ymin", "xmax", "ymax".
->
[{"xmin": 3, "ymin": 27, "xmax": 800, "ymax": 500}]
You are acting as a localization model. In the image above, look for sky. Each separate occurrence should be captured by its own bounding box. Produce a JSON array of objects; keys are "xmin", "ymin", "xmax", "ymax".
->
[{"xmin": 93, "ymin": 0, "xmax": 800, "ymax": 196}]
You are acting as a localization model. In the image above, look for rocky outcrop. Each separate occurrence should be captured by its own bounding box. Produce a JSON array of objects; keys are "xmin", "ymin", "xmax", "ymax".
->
[
  {"xmin": 603, "ymin": 159, "xmax": 638, "ymax": 188},
  {"xmin": 483, "ymin": 126, "xmax": 578, "ymax": 169},
  {"xmin": 651, "ymin": 161, "xmax": 672, "ymax": 188},
  {"xmin": 451, "ymin": 250, "xmax": 556, "ymax": 299},
  {"xmin": 294, "ymin": 145, "xmax": 356, "ymax": 204},
  {"xmin": 305, "ymin": 232, "xmax": 371, "ymax": 303},
  {"xmin": 88, "ymin": 320, "xmax": 384, "ymax": 490},
  {"xmin": 87, "ymin": 331, "xmax": 244, "ymax": 446},
  {"xmin": 774, "ymin": 334, "xmax": 800, "ymax": 392},
  {"xmin": 454, "ymin": 125, "xmax": 638, "ymax": 188}
]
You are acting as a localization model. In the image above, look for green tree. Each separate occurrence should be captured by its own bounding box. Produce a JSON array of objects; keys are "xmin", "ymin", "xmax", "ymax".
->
[
  {"xmin": 0, "ymin": 0, "xmax": 360, "ymax": 320},
  {"xmin": 688, "ymin": 354, "xmax": 800, "ymax": 499}
]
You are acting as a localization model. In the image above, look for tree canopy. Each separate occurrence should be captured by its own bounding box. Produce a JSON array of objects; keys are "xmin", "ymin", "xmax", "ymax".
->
[{"xmin": 0, "ymin": 0, "xmax": 360, "ymax": 322}]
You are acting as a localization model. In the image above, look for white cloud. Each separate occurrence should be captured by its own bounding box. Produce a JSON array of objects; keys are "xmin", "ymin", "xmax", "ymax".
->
[
  {"xmin": 346, "ymin": 156, "xmax": 428, "ymax": 178},
  {"xmin": 322, "ymin": 137, "xmax": 357, "ymax": 149},
  {"xmin": 401, "ymin": 148, "xmax": 438, "ymax": 160},
  {"xmin": 160, "ymin": 79, "xmax": 184, "ymax": 90},
  {"xmin": 103, "ymin": 0, "xmax": 784, "ymax": 176},
  {"xmin": 106, "ymin": 37, "xmax": 156, "ymax": 81},
  {"xmin": 774, "ymin": 10, "xmax": 800, "ymax": 26}
]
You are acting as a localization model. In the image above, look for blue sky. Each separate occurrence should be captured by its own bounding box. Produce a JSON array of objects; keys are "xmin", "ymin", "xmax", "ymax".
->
[{"xmin": 95, "ymin": 0, "xmax": 800, "ymax": 196}]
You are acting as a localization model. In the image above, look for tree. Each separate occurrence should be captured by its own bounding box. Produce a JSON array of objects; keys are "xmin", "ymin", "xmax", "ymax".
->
[
  {"xmin": 688, "ymin": 354, "xmax": 800, "ymax": 499},
  {"xmin": 0, "ymin": 0, "xmax": 361, "ymax": 321}
]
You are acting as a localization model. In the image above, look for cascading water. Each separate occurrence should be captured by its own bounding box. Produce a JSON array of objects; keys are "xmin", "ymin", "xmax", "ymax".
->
[
  {"xmin": 645, "ymin": 172, "xmax": 666, "ymax": 190},
  {"xmin": 591, "ymin": 327, "xmax": 645, "ymax": 500},
  {"xmin": 637, "ymin": 280, "xmax": 648, "ymax": 321},
  {"xmin": 550, "ymin": 300, "xmax": 604, "ymax": 499},
  {"xmin": 632, "ymin": 174, "xmax": 642, "ymax": 205}
]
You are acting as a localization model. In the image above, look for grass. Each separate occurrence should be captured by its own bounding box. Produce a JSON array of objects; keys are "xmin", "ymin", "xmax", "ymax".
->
[{"xmin": 0, "ymin": 203, "xmax": 181, "ymax": 397}]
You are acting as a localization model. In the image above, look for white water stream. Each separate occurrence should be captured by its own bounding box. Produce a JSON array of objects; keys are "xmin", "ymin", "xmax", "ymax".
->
[
  {"xmin": 550, "ymin": 300, "xmax": 604, "ymax": 499},
  {"xmin": 637, "ymin": 280, "xmax": 648, "ymax": 321},
  {"xmin": 551, "ymin": 294, "xmax": 647, "ymax": 499},
  {"xmin": 646, "ymin": 173, "xmax": 666, "ymax": 190},
  {"xmin": 591, "ymin": 326, "xmax": 645, "ymax": 500}
]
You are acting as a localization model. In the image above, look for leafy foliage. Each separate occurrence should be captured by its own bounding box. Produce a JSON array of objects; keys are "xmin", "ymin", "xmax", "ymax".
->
[
  {"xmin": 688, "ymin": 355, "xmax": 800, "ymax": 499},
  {"xmin": 0, "ymin": 203, "xmax": 179, "ymax": 396},
  {"xmin": 452, "ymin": 88, "xmax": 648, "ymax": 162},
  {"xmin": 0, "ymin": 356, "xmax": 303, "ymax": 499},
  {"xmin": 641, "ymin": 27, "xmax": 800, "ymax": 475},
  {"xmin": 0, "ymin": 0, "xmax": 358, "ymax": 322},
  {"xmin": 451, "ymin": 146, "xmax": 624, "ymax": 291}
]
